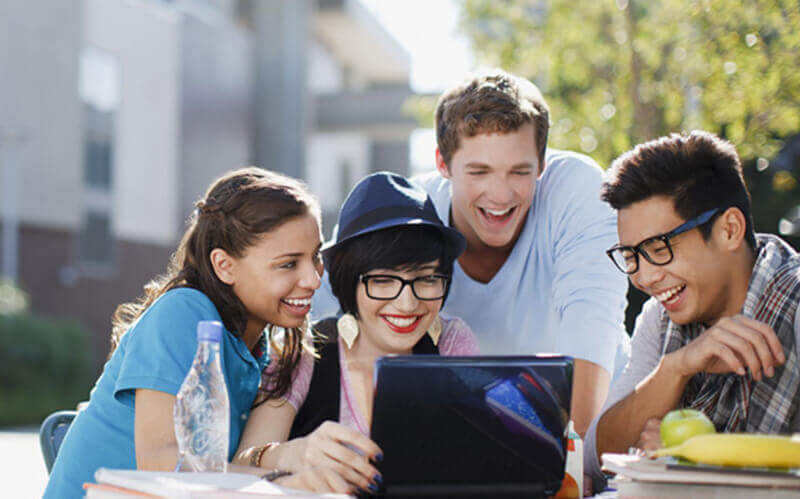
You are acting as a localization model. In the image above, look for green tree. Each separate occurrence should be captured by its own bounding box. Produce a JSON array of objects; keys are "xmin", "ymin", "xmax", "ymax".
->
[
  {"xmin": 459, "ymin": 0, "xmax": 800, "ymax": 328},
  {"xmin": 460, "ymin": 0, "xmax": 800, "ymax": 168}
]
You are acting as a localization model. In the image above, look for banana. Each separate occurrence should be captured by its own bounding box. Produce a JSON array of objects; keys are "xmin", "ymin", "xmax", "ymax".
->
[{"xmin": 652, "ymin": 433, "xmax": 800, "ymax": 468}]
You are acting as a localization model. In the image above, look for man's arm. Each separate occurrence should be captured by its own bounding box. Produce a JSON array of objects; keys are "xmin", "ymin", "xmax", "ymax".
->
[
  {"xmin": 596, "ymin": 315, "xmax": 785, "ymax": 455},
  {"xmin": 545, "ymin": 153, "xmax": 630, "ymax": 435},
  {"xmin": 595, "ymin": 353, "xmax": 688, "ymax": 455},
  {"xmin": 571, "ymin": 359, "xmax": 610, "ymax": 436}
]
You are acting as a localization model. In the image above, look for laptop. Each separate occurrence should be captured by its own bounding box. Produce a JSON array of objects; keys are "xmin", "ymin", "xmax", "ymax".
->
[{"xmin": 369, "ymin": 355, "xmax": 573, "ymax": 498}]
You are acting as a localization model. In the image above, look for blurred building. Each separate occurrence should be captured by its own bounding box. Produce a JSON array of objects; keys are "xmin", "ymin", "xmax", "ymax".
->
[{"xmin": 0, "ymin": 0, "xmax": 415, "ymax": 371}]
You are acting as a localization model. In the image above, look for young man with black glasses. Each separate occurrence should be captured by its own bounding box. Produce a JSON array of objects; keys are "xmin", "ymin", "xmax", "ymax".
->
[{"xmin": 584, "ymin": 131, "xmax": 800, "ymax": 490}]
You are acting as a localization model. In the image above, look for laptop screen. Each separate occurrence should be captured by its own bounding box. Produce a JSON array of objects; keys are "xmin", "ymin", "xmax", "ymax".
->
[{"xmin": 370, "ymin": 355, "xmax": 573, "ymax": 497}]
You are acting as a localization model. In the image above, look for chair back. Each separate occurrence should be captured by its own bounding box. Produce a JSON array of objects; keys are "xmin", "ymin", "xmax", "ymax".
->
[{"xmin": 39, "ymin": 410, "xmax": 77, "ymax": 474}]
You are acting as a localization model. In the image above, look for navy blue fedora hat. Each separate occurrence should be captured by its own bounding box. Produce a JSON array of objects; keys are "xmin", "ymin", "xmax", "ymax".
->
[{"xmin": 322, "ymin": 172, "xmax": 466, "ymax": 259}]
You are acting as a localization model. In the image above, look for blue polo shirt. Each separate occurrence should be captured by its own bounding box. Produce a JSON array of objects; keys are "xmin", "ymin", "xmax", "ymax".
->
[{"xmin": 44, "ymin": 288, "xmax": 266, "ymax": 499}]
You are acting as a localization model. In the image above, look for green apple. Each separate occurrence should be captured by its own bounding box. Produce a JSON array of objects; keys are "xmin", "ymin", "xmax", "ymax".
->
[{"xmin": 660, "ymin": 409, "xmax": 716, "ymax": 448}]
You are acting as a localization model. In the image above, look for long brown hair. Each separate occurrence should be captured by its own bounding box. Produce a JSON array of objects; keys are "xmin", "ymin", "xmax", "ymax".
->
[{"xmin": 110, "ymin": 167, "xmax": 320, "ymax": 399}]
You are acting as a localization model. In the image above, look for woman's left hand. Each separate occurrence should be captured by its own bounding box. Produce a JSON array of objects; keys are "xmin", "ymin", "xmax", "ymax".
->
[{"xmin": 278, "ymin": 421, "xmax": 382, "ymax": 491}]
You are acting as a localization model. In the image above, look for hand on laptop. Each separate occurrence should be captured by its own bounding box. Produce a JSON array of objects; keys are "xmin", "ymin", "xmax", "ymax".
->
[{"xmin": 283, "ymin": 421, "xmax": 383, "ymax": 493}]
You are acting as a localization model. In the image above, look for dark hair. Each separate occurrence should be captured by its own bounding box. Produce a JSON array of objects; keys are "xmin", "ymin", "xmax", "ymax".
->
[
  {"xmin": 110, "ymin": 167, "xmax": 320, "ymax": 400},
  {"xmin": 601, "ymin": 131, "xmax": 756, "ymax": 249},
  {"xmin": 326, "ymin": 225, "xmax": 458, "ymax": 318},
  {"xmin": 436, "ymin": 69, "xmax": 550, "ymax": 167}
]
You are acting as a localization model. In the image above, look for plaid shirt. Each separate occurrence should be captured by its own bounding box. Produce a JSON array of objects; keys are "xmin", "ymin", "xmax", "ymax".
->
[{"xmin": 660, "ymin": 234, "xmax": 800, "ymax": 433}]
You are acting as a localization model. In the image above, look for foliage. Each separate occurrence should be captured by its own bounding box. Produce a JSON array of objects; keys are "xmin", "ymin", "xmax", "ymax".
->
[
  {"xmin": 459, "ymin": 0, "xmax": 800, "ymax": 329},
  {"xmin": 0, "ymin": 279, "xmax": 28, "ymax": 315},
  {"xmin": 459, "ymin": 0, "xmax": 800, "ymax": 168},
  {"xmin": 0, "ymin": 313, "xmax": 94, "ymax": 426}
]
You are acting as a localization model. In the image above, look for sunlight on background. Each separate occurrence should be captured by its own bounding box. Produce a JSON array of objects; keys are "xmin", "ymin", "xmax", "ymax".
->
[{"xmin": 362, "ymin": 0, "xmax": 477, "ymax": 174}]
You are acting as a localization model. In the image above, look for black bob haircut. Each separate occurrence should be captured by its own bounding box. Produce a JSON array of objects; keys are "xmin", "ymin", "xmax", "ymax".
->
[
  {"xmin": 601, "ymin": 130, "xmax": 757, "ymax": 250},
  {"xmin": 325, "ymin": 225, "xmax": 459, "ymax": 318}
]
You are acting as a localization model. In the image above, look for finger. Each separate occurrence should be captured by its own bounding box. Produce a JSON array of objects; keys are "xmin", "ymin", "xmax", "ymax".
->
[
  {"xmin": 643, "ymin": 418, "xmax": 661, "ymax": 432},
  {"xmin": 318, "ymin": 452, "xmax": 374, "ymax": 491},
  {"xmin": 639, "ymin": 437, "xmax": 661, "ymax": 451},
  {"xmin": 279, "ymin": 472, "xmax": 324, "ymax": 494},
  {"xmin": 635, "ymin": 431, "xmax": 659, "ymax": 451},
  {"xmin": 709, "ymin": 326, "xmax": 763, "ymax": 380},
  {"xmin": 733, "ymin": 316, "xmax": 786, "ymax": 366},
  {"xmin": 322, "ymin": 422, "xmax": 383, "ymax": 459},
  {"xmin": 637, "ymin": 419, "xmax": 662, "ymax": 450},
  {"xmin": 730, "ymin": 316, "xmax": 783, "ymax": 376},
  {"xmin": 708, "ymin": 341, "xmax": 746, "ymax": 376},
  {"xmin": 319, "ymin": 468, "xmax": 356, "ymax": 495},
  {"xmin": 317, "ymin": 438, "xmax": 380, "ymax": 484}
]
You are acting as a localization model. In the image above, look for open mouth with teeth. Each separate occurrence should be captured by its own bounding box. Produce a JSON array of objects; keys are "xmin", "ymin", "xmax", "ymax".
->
[
  {"xmin": 479, "ymin": 206, "xmax": 516, "ymax": 225},
  {"xmin": 655, "ymin": 284, "xmax": 686, "ymax": 310},
  {"xmin": 381, "ymin": 314, "xmax": 423, "ymax": 334},
  {"xmin": 281, "ymin": 296, "xmax": 312, "ymax": 316}
]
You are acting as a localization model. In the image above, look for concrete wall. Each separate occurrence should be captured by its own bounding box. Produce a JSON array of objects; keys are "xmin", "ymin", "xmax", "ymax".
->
[
  {"xmin": 253, "ymin": 0, "xmax": 311, "ymax": 179},
  {"xmin": 308, "ymin": 38, "xmax": 344, "ymax": 95},
  {"xmin": 85, "ymin": 0, "xmax": 182, "ymax": 246},
  {"xmin": 178, "ymin": 13, "xmax": 255, "ymax": 224},
  {"xmin": 0, "ymin": 1, "xmax": 83, "ymax": 229},
  {"xmin": 306, "ymin": 132, "xmax": 369, "ymax": 237}
]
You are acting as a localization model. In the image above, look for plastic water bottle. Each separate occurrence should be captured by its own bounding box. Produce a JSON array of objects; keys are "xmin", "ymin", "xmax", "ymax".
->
[{"xmin": 173, "ymin": 320, "xmax": 230, "ymax": 472}]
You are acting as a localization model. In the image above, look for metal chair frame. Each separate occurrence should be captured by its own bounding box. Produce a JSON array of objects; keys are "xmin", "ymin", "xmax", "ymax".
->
[{"xmin": 39, "ymin": 410, "xmax": 77, "ymax": 474}]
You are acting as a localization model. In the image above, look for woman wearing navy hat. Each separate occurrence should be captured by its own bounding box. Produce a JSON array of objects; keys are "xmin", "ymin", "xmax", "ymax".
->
[{"xmin": 233, "ymin": 172, "xmax": 479, "ymax": 495}]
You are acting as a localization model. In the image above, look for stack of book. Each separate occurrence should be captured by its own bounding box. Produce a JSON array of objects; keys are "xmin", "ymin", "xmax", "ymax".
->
[
  {"xmin": 601, "ymin": 453, "xmax": 800, "ymax": 499},
  {"xmin": 82, "ymin": 469, "xmax": 349, "ymax": 498}
]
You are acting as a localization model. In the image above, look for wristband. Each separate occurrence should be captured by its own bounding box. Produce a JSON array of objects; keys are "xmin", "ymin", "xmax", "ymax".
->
[
  {"xmin": 260, "ymin": 469, "xmax": 293, "ymax": 482},
  {"xmin": 250, "ymin": 442, "xmax": 279, "ymax": 468}
]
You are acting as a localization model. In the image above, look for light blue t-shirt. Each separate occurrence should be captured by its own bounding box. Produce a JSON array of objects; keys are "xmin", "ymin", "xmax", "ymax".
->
[
  {"xmin": 44, "ymin": 288, "xmax": 266, "ymax": 499},
  {"xmin": 313, "ymin": 149, "xmax": 630, "ymax": 377}
]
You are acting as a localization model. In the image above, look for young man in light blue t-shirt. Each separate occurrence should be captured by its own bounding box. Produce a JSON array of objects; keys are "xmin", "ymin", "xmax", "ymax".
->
[{"xmin": 313, "ymin": 70, "xmax": 630, "ymax": 439}]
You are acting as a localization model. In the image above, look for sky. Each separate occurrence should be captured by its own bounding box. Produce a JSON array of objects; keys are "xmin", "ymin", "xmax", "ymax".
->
[
  {"xmin": 360, "ymin": 0, "xmax": 478, "ymax": 173},
  {"xmin": 361, "ymin": 0, "xmax": 476, "ymax": 93}
]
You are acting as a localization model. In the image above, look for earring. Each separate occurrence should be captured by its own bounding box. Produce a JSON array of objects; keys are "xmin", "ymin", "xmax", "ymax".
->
[
  {"xmin": 337, "ymin": 313, "xmax": 359, "ymax": 349},
  {"xmin": 428, "ymin": 316, "xmax": 442, "ymax": 346}
]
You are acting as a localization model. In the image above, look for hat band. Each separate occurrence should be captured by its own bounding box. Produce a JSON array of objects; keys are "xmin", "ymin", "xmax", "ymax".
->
[{"xmin": 339, "ymin": 205, "xmax": 439, "ymax": 240}]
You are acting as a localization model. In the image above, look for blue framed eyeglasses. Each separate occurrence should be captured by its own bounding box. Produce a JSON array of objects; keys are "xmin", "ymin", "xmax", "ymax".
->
[{"xmin": 606, "ymin": 208, "xmax": 721, "ymax": 274}]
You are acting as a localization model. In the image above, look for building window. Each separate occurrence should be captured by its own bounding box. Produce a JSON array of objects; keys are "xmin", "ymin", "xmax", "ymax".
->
[
  {"xmin": 84, "ymin": 105, "xmax": 114, "ymax": 189},
  {"xmin": 79, "ymin": 211, "xmax": 113, "ymax": 265},
  {"xmin": 79, "ymin": 47, "xmax": 119, "ymax": 270}
]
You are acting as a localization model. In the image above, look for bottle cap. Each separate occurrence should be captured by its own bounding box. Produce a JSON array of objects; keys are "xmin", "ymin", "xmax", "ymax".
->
[{"xmin": 197, "ymin": 320, "xmax": 223, "ymax": 342}]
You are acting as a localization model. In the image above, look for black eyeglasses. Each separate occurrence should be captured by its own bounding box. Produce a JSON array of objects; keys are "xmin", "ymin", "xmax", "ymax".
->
[
  {"xmin": 606, "ymin": 208, "xmax": 721, "ymax": 274},
  {"xmin": 360, "ymin": 274, "xmax": 450, "ymax": 301}
]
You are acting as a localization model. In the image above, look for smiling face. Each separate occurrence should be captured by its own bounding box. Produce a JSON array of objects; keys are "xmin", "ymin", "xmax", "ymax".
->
[
  {"xmin": 617, "ymin": 196, "xmax": 737, "ymax": 326},
  {"xmin": 353, "ymin": 262, "xmax": 443, "ymax": 355},
  {"xmin": 438, "ymin": 123, "xmax": 539, "ymax": 252},
  {"xmin": 225, "ymin": 214, "xmax": 323, "ymax": 334}
]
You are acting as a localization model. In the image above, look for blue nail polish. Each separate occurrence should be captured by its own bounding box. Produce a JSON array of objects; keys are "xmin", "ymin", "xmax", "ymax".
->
[
  {"xmin": 368, "ymin": 482, "xmax": 380, "ymax": 493},
  {"xmin": 373, "ymin": 473, "xmax": 383, "ymax": 484},
  {"xmin": 375, "ymin": 453, "xmax": 384, "ymax": 462}
]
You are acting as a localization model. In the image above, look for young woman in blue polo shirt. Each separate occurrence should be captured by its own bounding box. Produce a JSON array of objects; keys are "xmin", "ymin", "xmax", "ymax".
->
[{"xmin": 44, "ymin": 167, "xmax": 326, "ymax": 498}]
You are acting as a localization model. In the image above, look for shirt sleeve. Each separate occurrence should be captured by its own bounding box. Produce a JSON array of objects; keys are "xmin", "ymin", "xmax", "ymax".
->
[
  {"xmin": 583, "ymin": 298, "xmax": 664, "ymax": 485},
  {"xmin": 792, "ymin": 306, "xmax": 800, "ymax": 431},
  {"xmin": 263, "ymin": 348, "xmax": 315, "ymax": 412},
  {"xmin": 546, "ymin": 154, "xmax": 630, "ymax": 376},
  {"xmin": 438, "ymin": 314, "xmax": 480, "ymax": 355},
  {"xmin": 114, "ymin": 289, "xmax": 219, "ymax": 406}
]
